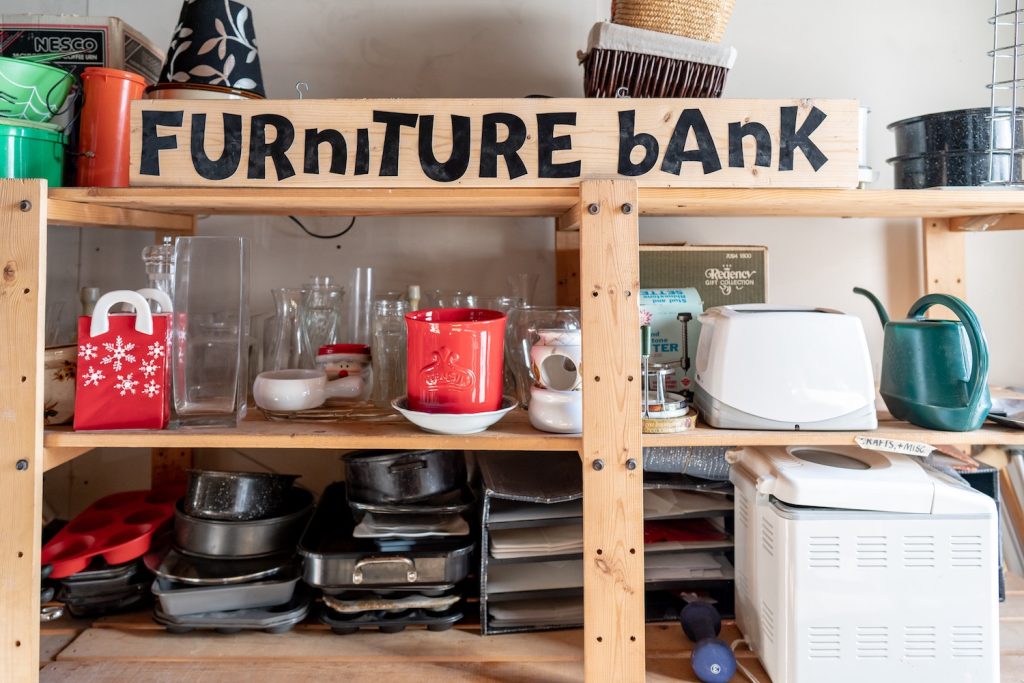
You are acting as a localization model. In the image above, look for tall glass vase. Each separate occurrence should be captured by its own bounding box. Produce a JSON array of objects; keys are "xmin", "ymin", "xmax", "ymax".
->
[
  {"xmin": 264, "ymin": 287, "xmax": 311, "ymax": 370},
  {"xmin": 171, "ymin": 236, "xmax": 249, "ymax": 428}
]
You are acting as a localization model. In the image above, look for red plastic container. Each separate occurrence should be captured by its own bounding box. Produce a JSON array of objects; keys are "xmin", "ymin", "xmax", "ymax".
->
[
  {"xmin": 41, "ymin": 487, "xmax": 181, "ymax": 578},
  {"xmin": 405, "ymin": 308, "xmax": 506, "ymax": 414},
  {"xmin": 75, "ymin": 66, "xmax": 146, "ymax": 187}
]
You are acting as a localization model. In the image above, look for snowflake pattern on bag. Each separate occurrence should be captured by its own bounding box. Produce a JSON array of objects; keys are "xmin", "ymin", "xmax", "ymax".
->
[
  {"xmin": 147, "ymin": 342, "xmax": 165, "ymax": 360},
  {"xmin": 101, "ymin": 336, "xmax": 137, "ymax": 372},
  {"xmin": 114, "ymin": 373, "xmax": 139, "ymax": 396},
  {"xmin": 142, "ymin": 380, "xmax": 160, "ymax": 398},
  {"xmin": 82, "ymin": 366, "xmax": 105, "ymax": 387},
  {"xmin": 79, "ymin": 343, "xmax": 98, "ymax": 361}
]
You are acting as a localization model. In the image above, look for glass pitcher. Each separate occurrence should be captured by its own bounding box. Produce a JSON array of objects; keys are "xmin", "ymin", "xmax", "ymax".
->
[
  {"xmin": 299, "ymin": 277, "xmax": 346, "ymax": 362},
  {"xmin": 264, "ymin": 287, "xmax": 311, "ymax": 370}
]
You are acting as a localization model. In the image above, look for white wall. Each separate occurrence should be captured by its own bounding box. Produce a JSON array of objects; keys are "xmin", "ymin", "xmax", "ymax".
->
[{"xmin": 17, "ymin": 0, "xmax": 1020, "ymax": 513}]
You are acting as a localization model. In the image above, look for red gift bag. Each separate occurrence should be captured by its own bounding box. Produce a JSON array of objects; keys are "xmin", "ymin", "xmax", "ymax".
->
[{"xmin": 74, "ymin": 290, "xmax": 172, "ymax": 430}]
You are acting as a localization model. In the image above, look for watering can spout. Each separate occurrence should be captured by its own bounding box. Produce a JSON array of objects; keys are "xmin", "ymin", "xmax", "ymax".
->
[{"xmin": 853, "ymin": 287, "xmax": 890, "ymax": 325}]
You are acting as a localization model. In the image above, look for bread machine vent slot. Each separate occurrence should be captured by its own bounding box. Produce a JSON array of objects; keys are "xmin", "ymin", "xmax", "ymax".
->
[
  {"xmin": 950, "ymin": 535, "xmax": 984, "ymax": 568},
  {"xmin": 904, "ymin": 625, "xmax": 937, "ymax": 659},
  {"xmin": 902, "ymin": 535, "xmax": 936, "ymax": 568},
  {"xmin": 808, "ymin": 626, "xmax": 841, "ymax": 659},
  {"xmin": 761, "ymin": 601, "xmax": 775, "ymax": 643},
  {"xmin": 761, "ymin": 518, "xmax": 775, "ymax": 557},
  {"xmin": 808, "ymin": 535, "xmax": 840, "ymax": 569},
  {"xmin": 951, "ymin": 625, "xmax": 985, "ymax": 658},
  {"xmin": 855, "ymin": 626, "xmax": 889, "ymax": 659},
  {"xmin": 855, "ymin": 535, "xmax": 887, "ymax": 568}
]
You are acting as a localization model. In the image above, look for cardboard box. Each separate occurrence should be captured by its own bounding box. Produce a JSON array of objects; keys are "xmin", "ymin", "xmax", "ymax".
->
[
  {"xmin": 0, "ymin": 15, "xmax": 165, "ymax": 83},
  {"xmin": 639, "ymin": 244, "xmax": 768, "ymax": 392}
]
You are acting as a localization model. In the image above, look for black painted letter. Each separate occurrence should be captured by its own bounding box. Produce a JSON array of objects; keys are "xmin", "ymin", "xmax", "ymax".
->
[
  {"xmin": 373, "ymin": 111, "xmax": 418, "ymax": 176},
  {"xmin": 191, "ymin": 113, "xmax": 242, "ymax": 181},
  {"xmin": 139, "ymin": 110, "xmax": 183, "ymax": 176},
  {"xmin": 418, "ymin": 115, "xmax": 471, "ymax": 182},
  {"xmin": 248, "ymin": 114, "xmax": 296, "ymax": 180},
  {"xmin": 779, "ymin": 106, "xmax": 828, "ymax": 171},
  {"xmin": 617, "ymin": 110, "xmax": 659, "ymax": 176},
  {"xmin": 355, "ymin": 128, "xmax": 370, "ymax": 175},
  {"xmin": 479, "ymin": 113, "xmax": 527, "ymax": 179},
  {"xmin": 661, "ymin": 109, "xmax": 721, "ymax": 175},
  {"xmin": 537, "ymin": 112, "xmax": 581, "ymax": 178},
  {"xmin": 728, "ymin": 121, "xmax": 772, "ymax": 168},
  {"xmin": 304, "ymin": 128, "xmax": 347, "ymax": 175}
]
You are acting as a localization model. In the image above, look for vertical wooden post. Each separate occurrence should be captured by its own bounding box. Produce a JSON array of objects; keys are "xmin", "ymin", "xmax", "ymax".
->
[
  {"xmin": 923, "ymin": 217, "xmax": 967, "ymax": 298},
  {"xmin": 0, "ymin": 179, "xmax": 46, "ymax": 682},
  {"xmin": 555, "ymin": 229, "xmax": 581, "ymax": 307},
  {"xmin": 579, "ymin": 179, "xmax": 645, "ymax": 682}
]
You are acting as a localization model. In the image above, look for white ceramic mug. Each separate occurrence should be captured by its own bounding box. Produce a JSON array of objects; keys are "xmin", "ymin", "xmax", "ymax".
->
[
  {"xmin": 253, "ymin": 369, "xmax": 363, "ymax": 411},
  {"xmin": 530, "ymin": 328, "xmax": 582, "ymax": 392},
  {"xmin": 528, "ymin": 385, "xmax": 583, "ymax": 434}
]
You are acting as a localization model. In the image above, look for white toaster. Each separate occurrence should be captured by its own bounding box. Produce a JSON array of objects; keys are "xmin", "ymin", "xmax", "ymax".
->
[
  {"xmin": 694, "ymin": 305, "xmax": 877, "ymax": 430},
  {"xmin": 730, "ymin": 445, "xmax": 999, "ymax": 683}
]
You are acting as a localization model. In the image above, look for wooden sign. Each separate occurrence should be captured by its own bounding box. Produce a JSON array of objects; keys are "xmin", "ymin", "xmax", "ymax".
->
[{"xmin": 130, "ymin": 98, "xmax": 859, "ymax": 188}]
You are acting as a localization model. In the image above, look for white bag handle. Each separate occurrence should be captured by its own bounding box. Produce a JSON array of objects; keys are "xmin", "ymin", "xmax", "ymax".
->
[
  {"xmin": 90, "ymin": 290, "xmax": 154, "ymax": 338},
  {"xmin": 136, "ymin": 288, "xmax": 173, "ymax": 313}
]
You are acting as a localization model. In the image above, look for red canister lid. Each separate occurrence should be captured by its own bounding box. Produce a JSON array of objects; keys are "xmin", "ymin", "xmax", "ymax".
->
[
  {"xmin": 318, "ymin": 343, "xmax": 371, "ymax": 356},
  {"xmin": 81, "ymin": 66, "xmax": 148, "ymax": 86}
]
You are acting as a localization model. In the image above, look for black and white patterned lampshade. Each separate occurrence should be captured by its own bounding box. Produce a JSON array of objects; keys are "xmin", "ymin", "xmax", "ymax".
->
[{"xmin": 158, "ymin": 0, "xmax": 266, "ymax": 97}]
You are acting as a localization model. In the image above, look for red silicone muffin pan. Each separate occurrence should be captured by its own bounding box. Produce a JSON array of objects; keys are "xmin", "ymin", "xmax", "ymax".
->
[{"xmin": 42, "ymin": 487, "xmax": 183, "ymax": 579}]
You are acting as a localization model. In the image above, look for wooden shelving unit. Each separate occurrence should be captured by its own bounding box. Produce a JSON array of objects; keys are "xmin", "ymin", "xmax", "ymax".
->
[{"xmin": 3, "ymin": 180, "xmax": 1023, "ymax": 683}]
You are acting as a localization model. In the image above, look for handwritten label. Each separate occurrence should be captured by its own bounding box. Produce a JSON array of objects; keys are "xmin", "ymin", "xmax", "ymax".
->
[{"xmin": 854, "ymin": 435, "xmax": 934, "ymax": 457}]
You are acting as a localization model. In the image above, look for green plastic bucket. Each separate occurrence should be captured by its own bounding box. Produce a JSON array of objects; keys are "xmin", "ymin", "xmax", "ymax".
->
[
  {"xmin": 0, "ymin": 56, "xmax": 75, "ymax": 122},
  {"xmin": 0, "ymin": 118, "xmax": 66, "ymax": 187}
]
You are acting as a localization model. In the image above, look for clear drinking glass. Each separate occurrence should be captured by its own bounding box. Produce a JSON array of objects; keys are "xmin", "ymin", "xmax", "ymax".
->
[
  {"xmin": 171, "ymin": 236, "xmax": 249, "ymax": 428},
  {"xmin": 431, "ymin": 290, "xmax": 476, "ymax": 309},
  {"xmin": 474, "ymin": 296, "xmax": 525, "ymax": 314},
  {"xmin": 299, "ymin": 278, "xmax": 346, "ymax": 361},
  {"xmin": 371, "ymin": 298, "xmax": 408, "ymax": 406},
  {"xmin": 265, "ymin": 287, "xmax": 311, "ymax": 370},
  {"xmin": 348, "ymin": 266, "xmax": 374, "ymax": 346},
  {"xmin": 506, "ymin": 306, "xmax": 581, "ymax": 408},
  {"xmin": 506, "ymin": 273, "xmax": 539, "ymax": 306}
]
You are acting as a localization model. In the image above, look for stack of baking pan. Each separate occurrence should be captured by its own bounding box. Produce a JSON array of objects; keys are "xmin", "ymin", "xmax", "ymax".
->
[
  {"xmin": 144, "ymin": 470, "xmax": 314, "ymax": 633},
  {"xmin": 58, "ymin": 558, "xmax": 152, "ymax": 617},
  {"xmin": 301, "ymin": 480, "xmax": 474, "ymax": 634}
]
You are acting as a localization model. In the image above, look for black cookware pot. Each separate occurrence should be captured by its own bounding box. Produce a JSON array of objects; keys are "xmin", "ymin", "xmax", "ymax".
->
[
  {"xmin": 184, "ymin": 469, "xmax": 299, "ymax": 521},
  {"xmin": 343, "ymin": 450, "xmax": 465, "ymax": 504}
]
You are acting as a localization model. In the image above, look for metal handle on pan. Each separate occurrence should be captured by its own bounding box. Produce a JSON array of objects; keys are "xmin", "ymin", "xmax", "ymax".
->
[{"xmin": 352, "ymin": 556, "xmax": 418, "ymax": 584}]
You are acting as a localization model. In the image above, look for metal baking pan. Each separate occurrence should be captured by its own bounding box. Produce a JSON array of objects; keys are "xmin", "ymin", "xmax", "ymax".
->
[
  {"xmin": 318, "ymin": 605, "xmax": 463, "ymax": 634},
  {"xmin": 184, "ymin": 469, "xmax": 299, "ymax": 521},
  {"xmin": 153, "ymin": 589, "xmax": 310, "ymax": 634},
  {"xmin": 145, "ymin": 544, "xmax": 292, "ymax": 586},
  {"xmin": 151, "ymin": 565, "xmax": 300, "ymax": 617},
  {"xmin": 174, "ymin": 487, "xmax": 313, "ymax": 558},
  {"xmin": 319, "ymin": 583, "xmax": 456, "ymax": 597},
  {"xmin": 299, "ymin": 483, "xmax": 474, "ymax": 589},
  {"xmin": 348, "ymin": 485, "xmax": 475, "ymax": 515}
]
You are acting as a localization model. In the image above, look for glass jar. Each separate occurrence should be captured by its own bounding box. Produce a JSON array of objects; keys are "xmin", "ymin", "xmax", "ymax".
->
[
  {"xmin": 299, "ymin": 277, "xmax": 346, "ymax": 363},
  {"xmin": 371, "ymin": 298, "xmax": 408, "ymax": 406},
  {"xmin": 142, "ymin": 237, "xmax": 175, "ymax": 313}
]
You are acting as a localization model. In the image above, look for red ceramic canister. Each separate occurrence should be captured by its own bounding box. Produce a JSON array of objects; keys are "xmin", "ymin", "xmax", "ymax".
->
[
  {"xmin": 76, "ymin": 67, "xmax": 147, "ymax": 187},
  {"xmin": 405, "ymin": 308, "xmax": 506, "ymax": 413}
]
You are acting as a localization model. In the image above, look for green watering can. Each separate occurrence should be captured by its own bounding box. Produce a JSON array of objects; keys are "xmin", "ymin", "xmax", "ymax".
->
[{"xmin": 854, "ymin": 287, "xmax": 991, "ymax": 432}]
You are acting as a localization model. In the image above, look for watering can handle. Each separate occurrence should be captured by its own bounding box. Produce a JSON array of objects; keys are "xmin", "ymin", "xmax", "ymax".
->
[{"xmin": 908, "ymin": 294, "xmax": 989, "ymax": 409}]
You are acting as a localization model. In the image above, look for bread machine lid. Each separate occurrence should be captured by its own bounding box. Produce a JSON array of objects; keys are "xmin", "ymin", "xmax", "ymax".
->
[{"xmin": 737, "ymin": 446, "xmax": 937, "ymax": 514}]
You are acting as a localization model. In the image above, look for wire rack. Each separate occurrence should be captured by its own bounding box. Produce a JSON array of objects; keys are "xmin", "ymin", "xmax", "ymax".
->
[{"xmin": 988, "ymin": 0, "xmax": 1024, "ymax": 185}]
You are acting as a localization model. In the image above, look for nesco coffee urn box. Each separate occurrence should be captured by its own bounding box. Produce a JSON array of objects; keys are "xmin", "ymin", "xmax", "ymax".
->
[
  {"xmin": 639, "ymin": 245, "xmax": 768, "ymax": 393},
  {"xmin": 0, "ymin": 15, "xmax": 164, "ymax": 82}
]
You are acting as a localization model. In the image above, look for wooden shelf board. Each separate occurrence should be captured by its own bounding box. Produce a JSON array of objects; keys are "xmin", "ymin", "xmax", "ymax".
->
[
  {"xmin": 48, "ymin": 197, "xmax": 194, "ymax": 233},
  {"xmin": 645, "ymin": 416, "xmax": 1024, "ymax": 447},
  {"xmin": 48, "ymin": 187, "xmax": 578, "ymax": 218},
  {"xmin": 42, "ymin": 410, "xmax": 579, "ymax": 469},
  {"xmin": 48, "ymin": 187, "xmax": 1024, "ymax": 221}
]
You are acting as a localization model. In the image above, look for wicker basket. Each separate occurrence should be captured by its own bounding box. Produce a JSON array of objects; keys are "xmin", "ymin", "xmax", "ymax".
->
[
  {"xmin": 612, "ymin": 0, "xmax": 736, "ymax": 43},
  {"xmin": 583, "ymin": 48, "xmax": 728, "ymax": 98},
  {"xmin": 580, "ymin": 22, "xmax": 735, "ymax": 98}
]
